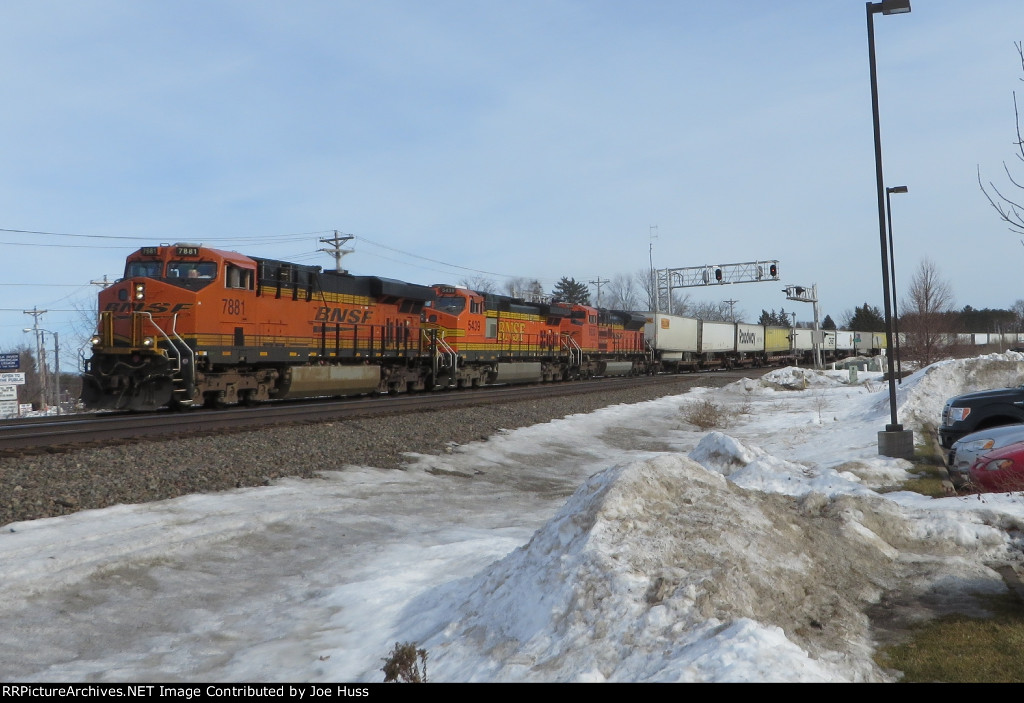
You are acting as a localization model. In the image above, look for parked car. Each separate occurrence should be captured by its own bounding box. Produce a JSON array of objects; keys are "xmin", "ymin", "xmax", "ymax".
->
[
  {"xmin": 939, "ymin": 387, "xmax": 1024, "ymax": 454},
  {"xmin": 947, "ymin": 424, "xmax": 1024, "ymax": 486},
  {"xmin": 969, "ymin": 441, "xmax": 1024, "ymax": 492}
]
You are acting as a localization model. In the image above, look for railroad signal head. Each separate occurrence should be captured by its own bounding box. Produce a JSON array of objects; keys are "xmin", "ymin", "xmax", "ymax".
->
[
  {"xmin": 769, "ymin": 263, "xmax": 778, "ymax": 278},
  {"xmin": 714, "ymin": 268, "xmax": 723, "ymax": 282}
]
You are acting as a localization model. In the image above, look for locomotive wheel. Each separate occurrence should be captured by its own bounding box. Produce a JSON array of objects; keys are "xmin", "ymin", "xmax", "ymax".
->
[
  {"xmin": 169, "ymin": 386, "xmax": 203, "ymax": 411},
  {"xmin": 204, "ymin": 392, "xmax": 227, "ymax": 409}
]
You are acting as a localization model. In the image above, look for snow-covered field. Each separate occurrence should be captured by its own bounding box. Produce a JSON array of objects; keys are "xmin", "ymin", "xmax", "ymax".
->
[{"xmin": 3, "ymin": 355, "xmax": 1024, "ymax": 682}]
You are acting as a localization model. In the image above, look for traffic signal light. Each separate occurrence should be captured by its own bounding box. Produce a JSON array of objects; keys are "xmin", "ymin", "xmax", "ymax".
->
[
  {"xmin": 769, "ymin": 263, "xmax": 778, "ymax": 278},
  {"xmin": 714, "ymin": 268, "xmax": 723, "ymax": 282}
]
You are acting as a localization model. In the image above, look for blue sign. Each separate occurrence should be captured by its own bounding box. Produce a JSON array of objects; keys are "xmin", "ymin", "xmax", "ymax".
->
[{"xmin": 0, "ymin": 353, "xmax": 19, "ymax": 370}]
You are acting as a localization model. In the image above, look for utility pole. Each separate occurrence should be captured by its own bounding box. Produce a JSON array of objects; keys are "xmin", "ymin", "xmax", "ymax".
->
[
  {"xmin": 23, "ymin": 308, "xmax": 47, "ymax": 409},
  {"xmin": 318, "ymin": 231, "xmax": 354, "ymax": 273},
  {"xmin": 52, "ymin": 331, "xmax": 59, "ymax": 414},
  {"xmin": 589, "ymin": 277, "xmax": 609, "ymax": 307},
  {"xmin": 724, "ymin": 299, "xmax": 738, "ymax": 323}
]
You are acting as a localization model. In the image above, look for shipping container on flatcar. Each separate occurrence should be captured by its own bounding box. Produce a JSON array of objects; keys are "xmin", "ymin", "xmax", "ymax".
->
[
  {"xmin": 792, "ymin": 328, "xmax": 814, "ymax": 356},
  {"xmin": 764, "ymin": 326, "xmax": 793, "ymax": 364},
  {"xmin": 735, "ymin": 323, "xmax": 765, "ymax": 367},
  {"xmin": 699, "ymin": 321, "xmax": 735, "ymax": 369},
  {"xmin": 853, "ymin": 331, "xmax": 873, "ymax": 355},
  {"xmin": 644, "ymin": 313, "xmax": 700, "ymax": 371},
  {"xmin": 834, "ymin": 330, "xmax": 855, "ymax": 354}
]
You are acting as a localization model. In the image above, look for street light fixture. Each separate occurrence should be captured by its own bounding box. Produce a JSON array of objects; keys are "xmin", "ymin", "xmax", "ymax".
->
[
  {"xmin": 867, "ymin": 0, "xmax": 913, "ymax": 458},
  {"xmin": 886, "ymin": 185, "xmax": 908, "ymax": 383}
]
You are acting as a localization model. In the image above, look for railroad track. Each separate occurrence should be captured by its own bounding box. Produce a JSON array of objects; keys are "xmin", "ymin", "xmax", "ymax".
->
[{"xmin": 0, "ymin": 369, "xmax": 768, "ymax": 456}]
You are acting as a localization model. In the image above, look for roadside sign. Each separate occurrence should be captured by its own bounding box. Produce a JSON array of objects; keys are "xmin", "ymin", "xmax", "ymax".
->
[
  {"xmin": 0, "ymin": 385, "xmax": 16, "ymax": 401},
  {"xmin": 18, "ymin": 403, "xmax": 32, "ymax": 414},
  {"xmin": 0, "ymin": 400, "xmax": 18, "ymax": 417},
  {"xmin": 0, "ymin": 372, "xmax": 25, "ymax": 385},
  {"xmin": 0, "ymin": 353, "xmax": 19, "ymax": 370}
]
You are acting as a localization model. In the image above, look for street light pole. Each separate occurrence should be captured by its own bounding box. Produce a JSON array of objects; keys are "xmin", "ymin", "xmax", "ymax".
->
[
  {"xmin": 886, "ymin": 185, "xmax": 908, "ymax": 383},
  {"xmin": 866, "ymin": 0, "xmax": 913, "ymax": 458}
]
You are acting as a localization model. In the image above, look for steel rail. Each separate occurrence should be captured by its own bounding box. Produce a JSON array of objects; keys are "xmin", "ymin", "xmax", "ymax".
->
[{"xmin": 0, "ymin": 371, "xmax": 761, "ymax": 455}]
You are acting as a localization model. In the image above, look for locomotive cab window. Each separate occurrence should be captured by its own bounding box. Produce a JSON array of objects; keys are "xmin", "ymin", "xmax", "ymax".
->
[
  {"xmin": 126, "ymin": 261, "xmax": 163, "ymax": 279},
  {"xmin": 435, "ymin": 297, "xmax": 465, "ymax": 314},
  {"xmin": 168, "ymin": 261, "xmax": 217, "ymax": 279},
  {"xmin": 225, "ymin": 264, "xmax": 254, "ymax": 290}
]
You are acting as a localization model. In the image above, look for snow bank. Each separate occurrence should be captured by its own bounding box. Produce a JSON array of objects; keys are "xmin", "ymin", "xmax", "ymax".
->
[{"xmin": 418, "ymin": 455, "xmax": 917, "ymax": 682}]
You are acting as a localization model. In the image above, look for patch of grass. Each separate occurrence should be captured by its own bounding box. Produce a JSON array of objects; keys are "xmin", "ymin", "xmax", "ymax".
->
[
  {"xmin": 382, "ymin": 642, "xmax": 429, "ymax": 683},
  {"xmin": 875, "ymin": 594, "xmax": 1024, "ymax": 682},
  {"xmin": 680, "ymin": 399, "xmax": 729, "ymax": 429},
  {"xmin": 897, "ymin": 474, "xmax": 950, "ymax": 498},
  {"xmin": 897, "ymin": 455, "xmax": 951, "ymax": 498},
  {"xmin": 878, "ymin": 429, "xmax": 952, "ymax": 497}
]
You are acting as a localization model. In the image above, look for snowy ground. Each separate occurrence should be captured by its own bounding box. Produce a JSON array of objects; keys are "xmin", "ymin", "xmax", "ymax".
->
[{"xmin": 3, "ymin": 355, "xmax": 1024, "ymax": 682}]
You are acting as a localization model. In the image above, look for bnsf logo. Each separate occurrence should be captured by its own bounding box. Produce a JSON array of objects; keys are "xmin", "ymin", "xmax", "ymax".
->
[
  {"xmin": 738, "ymin": 330, "xmax": 758, "ymax": 345},
  {"xmin": 104, "ymin": 302, "xmax": 193, "ymax": 313},
  {"xmin": 314, "ymin": 307, "xmax": 373, "ymax": 324}
]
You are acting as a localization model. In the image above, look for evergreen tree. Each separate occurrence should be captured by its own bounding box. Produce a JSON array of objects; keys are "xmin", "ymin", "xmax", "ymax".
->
[
  {"xmin": 822, "ymin": 314, "xmax": 836, "ymax": 330},
  {"xmin": 551, "ymin": 277, "xmax": 590, "ymax": 305},
  {"xmin": 848, "ymin": 303, "xmax": 885, "ymax": 330}
]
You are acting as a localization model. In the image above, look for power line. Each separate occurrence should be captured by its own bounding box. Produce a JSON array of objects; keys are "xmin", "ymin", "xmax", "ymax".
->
[
  {"xmin": 352, "ymin": 234, "xmax": 521, "ymax": 280},
  {"xmin": 0, "ymin": 283, "xmax": 89, "ymax": 287}
]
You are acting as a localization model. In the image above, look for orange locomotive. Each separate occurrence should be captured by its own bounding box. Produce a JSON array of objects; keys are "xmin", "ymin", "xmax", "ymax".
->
[
  {"xmin": 82, "ymin": 245, "xmax": 652, "ymax": 410},
  {"xmin": 421, "ymin": 288, "xmax": 649, "ymax": 387},
  {"xmin": 83, "ymin": 244, "xmax": 434, "ymax": 410}
]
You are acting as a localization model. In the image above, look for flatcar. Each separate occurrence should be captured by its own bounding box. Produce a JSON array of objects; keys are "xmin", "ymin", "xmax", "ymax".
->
[{"xmin": 642, "ymin": 312, "xmax": 883, "ymax": 371}]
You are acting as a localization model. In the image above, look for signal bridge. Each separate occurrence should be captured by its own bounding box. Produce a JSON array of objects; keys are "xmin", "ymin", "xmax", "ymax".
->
[{"xmin": 654, "ymin": 260, "xmax": 780, "ymax": 314}]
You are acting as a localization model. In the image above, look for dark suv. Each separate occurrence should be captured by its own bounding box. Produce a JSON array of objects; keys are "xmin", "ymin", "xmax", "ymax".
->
[{"xmin": 939, "ymin": 386, "xmax": 1024, "ymax": 461}]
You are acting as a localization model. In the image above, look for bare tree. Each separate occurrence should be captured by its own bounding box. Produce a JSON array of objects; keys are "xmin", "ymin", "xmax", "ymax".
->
[
  {"xmin": 688, "ymin": 300, "xmax": 736, "ymax": 322},
  {"xmin": 459, "ymin": 275, "xmax": 497, "ymax": 294},
  {"xmin": 502, "ymin": 277, "xmax": 541, "ymax": 301},
  {"xmin": 631, "ymin": 268, "xmax": 691, "ymax": 313},
  {"xmin": 979, "ymin": 41, "xmax": 1024, "ymax": 235},
  {"xmin": 1012, "ymin": 298, "xmax": 1024, "ymax": 332},
  {"xmin": 634, "ymin": 268, "xmax": 658, "ymax": 311},
  {"xmin": 900, "ymin": 258, "xmax": 956, "ymax": 366},
  {"xmin": 601, "ymin": 274, "xmax": 634, "ymax": 311}
]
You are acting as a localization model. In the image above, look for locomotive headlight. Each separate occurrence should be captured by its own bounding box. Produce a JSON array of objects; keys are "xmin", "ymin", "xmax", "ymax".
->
[
  {"xmin": 90, "ymin": 335, "xmax": 102, "ymax": 347},
  {"xmin": 134, "ymin": 282, "xmax": 145, "ymax": 300},
  {"xmin": 142, "ymin": 336, "xmax": 155, "ymax": 347}
]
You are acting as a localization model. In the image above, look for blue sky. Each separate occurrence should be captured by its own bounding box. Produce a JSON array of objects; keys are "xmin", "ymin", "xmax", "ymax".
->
[{"xmin": 2, "ymin": 0, "xmax": 1022, "ymax": 360}]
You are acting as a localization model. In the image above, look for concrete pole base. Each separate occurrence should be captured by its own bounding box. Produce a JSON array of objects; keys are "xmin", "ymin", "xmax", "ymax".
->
[{"xmin": 878, "ymin": 429, "xmax": 915, "ymax": 459}]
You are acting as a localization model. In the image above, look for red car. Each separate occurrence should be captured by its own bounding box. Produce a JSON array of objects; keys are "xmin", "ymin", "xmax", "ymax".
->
[{"xmin": 969, "ymin": 441, "xmax": 1024, "ymax": 492}]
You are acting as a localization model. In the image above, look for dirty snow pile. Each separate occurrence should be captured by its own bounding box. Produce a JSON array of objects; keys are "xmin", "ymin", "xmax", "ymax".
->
[{"xmin": 3, "ymin": 355, "xmax": 1024, "ymax": 683}]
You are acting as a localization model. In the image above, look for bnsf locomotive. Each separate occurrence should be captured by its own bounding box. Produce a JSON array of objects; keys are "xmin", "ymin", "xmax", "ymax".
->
[{"xmin": 81, "ymin": 244, "xmax": 651, "ymax": 410}]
